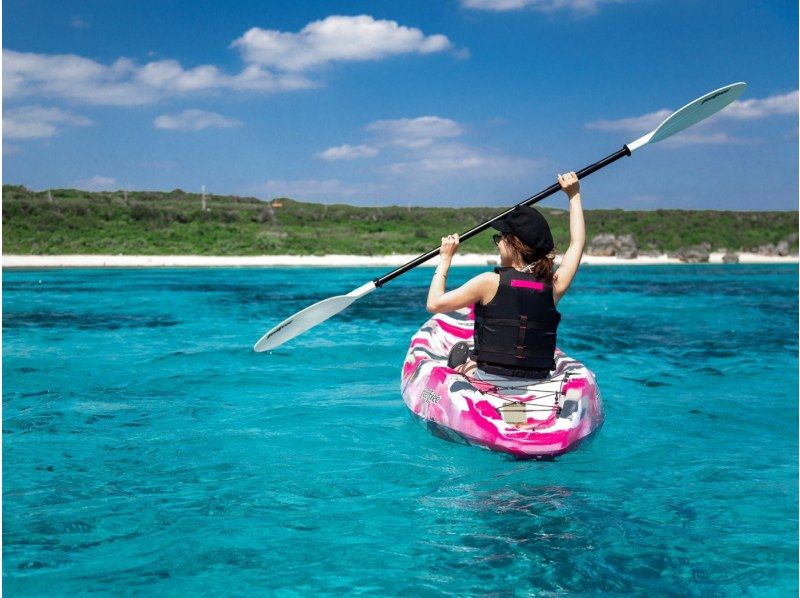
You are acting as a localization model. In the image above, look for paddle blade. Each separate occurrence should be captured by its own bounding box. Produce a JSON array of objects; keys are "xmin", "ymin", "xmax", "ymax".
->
[
  {"xmin": 628, "ymin": 82, "xmax": 747, "ymax": 151},
  {"xmin": 253, "ymin": 282, "xmax": 376, "ymax": 352}
]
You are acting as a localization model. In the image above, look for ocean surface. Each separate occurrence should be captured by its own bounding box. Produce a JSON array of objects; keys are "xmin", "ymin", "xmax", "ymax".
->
[{"xmin": 3, "ymin": 264, "xmax": 798, "ymax": 596}]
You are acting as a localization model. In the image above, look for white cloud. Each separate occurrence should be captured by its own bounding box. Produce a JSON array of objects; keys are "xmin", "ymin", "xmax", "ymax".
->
[
  {"xmin": 77, "ymin": 175, "xmax": 118, "ymax": 190},
  {"xmin": 367, "ymin": 116, "xmax": 464, "ymax": 148},
  {"xmin": 154, "ymin": 109, "xmax": 242, "ymax": 131},
  {"xmin": 252, "ymin": 116, "xmax": 540, "ymax": 203},
  {"xmin": 362, "ymin": 115, "xmax": 536, "ymax": 176},
  {"xmin": 3, "ymin": 105, "xmax": 92, "ymax": 139},
  {"xmin": 658, "ymin": 132, "xmax": 741, "ymax": 147},
  {"xmin": 388, "ymin": 141, "xmax": 536, "ymax": 176},
  {"xmin": 5, "ymin": 51, "xmax": 156, "ymax": 105},
  {"xmin": 3, "ymin": 50, "xmax": 316, "ymax": 106},
  {"xmin": 315, "ymin": 144, "xmax": 379, "ymax": 160},
  {"xmin": 313, "ymin": 116, "xmax": 537, "ymax": 178},
  {"xmin": 231, "ymin": 15, "xmax": 453, "ymax": 71},
  {"xmin": 585, "ymin": 108, "xmax": 670, "ymax": 134},
  {"xmin": 69, "ymin": 16, "xmax": 90, "ymax": 29},
  {"xmin": 462, "ymin": 0, "xmax": 629, "ymax": 13},
  {"xmin": 717, "ymin": 90, "xmax": 798, "ymax": 120},
  {"xmin": 136, "ymin": 61, "xmax": 221, "ymax": 92},
  {"xmin": 4, "ymin": 15, "xmax": 454, "ymax": 106},
  {"xmin": 585, "ymin": 90, "xmax": 799, "ymax": 146}
]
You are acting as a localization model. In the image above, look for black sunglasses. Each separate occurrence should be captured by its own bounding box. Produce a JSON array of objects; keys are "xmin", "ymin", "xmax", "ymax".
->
[{"xmin": 492, "ymin": 234, "xmax": 503, "ymax": 246}]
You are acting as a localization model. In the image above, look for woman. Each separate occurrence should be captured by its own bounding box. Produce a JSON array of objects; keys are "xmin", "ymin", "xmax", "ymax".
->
[{"xmin": 426, "ymin": 171, "xmax": 584, "ymax": 380}]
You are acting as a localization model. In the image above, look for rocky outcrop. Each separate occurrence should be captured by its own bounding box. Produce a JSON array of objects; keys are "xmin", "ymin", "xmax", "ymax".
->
[
  {"xmin": 587, "ymin": 234, "xmax": 617, "ymax": 256},
  {"xmin": 722, "ymin": 250, "xmax": 739, "ymax": 263},
  {"xmin": 587, "ymin": 234, "xmax": 639, "ymax": 259},
  {"xmin": 754, "ymin": 243, "xmax": 778, "ymax": 255},
  {"xmin": 639, "ymin": 249, "xmax": 662, "ymax": 257},
  {"xmin": 673, "ymin": 243, "xmax": 711, "ymax": 263},
  {"xmin": 615, "ymin": 234, "xmax": 638, "ymax": 259},
  {"xmin": 776, "ymin": 233, "xmax": 798, "ymax": 256},
  {"xmin": 748, "ymin": 234, "xmax": 798, "ymax": 256}
]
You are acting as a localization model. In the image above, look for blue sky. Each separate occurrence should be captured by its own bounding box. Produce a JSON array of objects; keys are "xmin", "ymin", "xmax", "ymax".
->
[{"xmin": 3, "ymin": 0, "xmax": 797, "ymax": 209}]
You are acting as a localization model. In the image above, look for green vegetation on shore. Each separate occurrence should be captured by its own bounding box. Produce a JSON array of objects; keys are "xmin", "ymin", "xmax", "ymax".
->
[{"xmin": 3, "ymin": 185, "xmax": 797, "ymax": 256}]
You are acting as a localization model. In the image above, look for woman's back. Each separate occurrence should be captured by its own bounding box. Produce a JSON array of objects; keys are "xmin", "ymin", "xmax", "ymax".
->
[{"xmin": 473, "ymin": 267, "xmax": 561, "ymax": 378}]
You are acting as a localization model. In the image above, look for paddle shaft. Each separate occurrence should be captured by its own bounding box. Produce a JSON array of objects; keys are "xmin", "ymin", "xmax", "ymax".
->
[{"xmin": 373, "ymin": 145, "xmax": 632, "ymax": 287}]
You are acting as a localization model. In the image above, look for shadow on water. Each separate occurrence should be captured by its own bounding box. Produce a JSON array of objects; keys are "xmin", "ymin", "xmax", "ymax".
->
[
  {"xmin": 410, "ymin": 481, "xmax": 784, "ymax": 595},
  {"xmin": 3, "ymin": 312, "xmax": 179, "ymax": 330}
]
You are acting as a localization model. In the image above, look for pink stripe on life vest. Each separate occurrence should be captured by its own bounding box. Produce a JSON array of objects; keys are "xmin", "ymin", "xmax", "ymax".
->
[{"xmin": 511, "ymin": 280, "xmax": 544, "ymax": 291}]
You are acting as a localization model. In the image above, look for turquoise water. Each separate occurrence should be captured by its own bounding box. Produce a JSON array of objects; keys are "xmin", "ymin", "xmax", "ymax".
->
[{"xmin": 3, "ymin": 264, "xmax": 798, "ymax": 595}]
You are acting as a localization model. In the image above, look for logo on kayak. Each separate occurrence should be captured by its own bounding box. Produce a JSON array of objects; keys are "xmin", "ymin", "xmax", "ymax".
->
[
  {"xmin": 267, "ymin": 319, "xmax": 292, "ymax": 339},
  {"xmin": 701, "ymin": 87, "xmax": 730, "ymax": 105},
  {"xmin": 422, "ymin": 389, "xmax": 441, "ymax": 404}
]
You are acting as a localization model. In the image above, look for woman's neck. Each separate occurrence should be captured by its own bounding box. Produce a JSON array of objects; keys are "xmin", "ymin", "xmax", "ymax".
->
[{"xmin": 500, "ymin": 256, "xmax": 528, "ymax": 270}]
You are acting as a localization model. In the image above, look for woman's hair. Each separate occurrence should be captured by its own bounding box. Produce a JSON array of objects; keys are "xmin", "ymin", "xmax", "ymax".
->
[{"xmin": 503, "ymin": 234, "xmax": 555, "ymax": 283}]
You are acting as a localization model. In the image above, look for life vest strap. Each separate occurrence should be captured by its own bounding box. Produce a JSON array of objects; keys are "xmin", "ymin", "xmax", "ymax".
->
[
  {"xmin": 478, "ymin": 345, "xmax": 556, "ymax": 359},
  {"xmin": 477, "ymin": 317, "xmax": 559, "ymax": 330},
  {"xmin": 515, "ymin": 315, "xmax": 527, "ymax": 359}
]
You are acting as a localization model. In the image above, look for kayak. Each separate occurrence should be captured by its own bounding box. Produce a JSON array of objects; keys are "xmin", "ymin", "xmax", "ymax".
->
[{"xmin": 400, "ymin": 307, "xmax": 604, "ymax": 458}]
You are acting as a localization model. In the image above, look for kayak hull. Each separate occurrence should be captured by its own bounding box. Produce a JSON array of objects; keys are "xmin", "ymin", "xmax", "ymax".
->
[{"xmin": 400, "ymin": 308, "xmax": 604, "ymax": 459}]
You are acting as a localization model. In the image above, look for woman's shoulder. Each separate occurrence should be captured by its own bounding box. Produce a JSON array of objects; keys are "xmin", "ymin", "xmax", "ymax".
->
[
  {"xmin": 468, "ymin": 271, "xmax": 500, "ymax": 290},
  {"xmin": 472, "ymin": 271, "xmax": 500, "ymax": 305}
]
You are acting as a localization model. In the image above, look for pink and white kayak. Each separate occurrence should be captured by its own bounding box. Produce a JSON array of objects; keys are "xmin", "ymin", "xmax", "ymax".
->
[{"xmin": 401, "ymin": 308, "xmax": 604, "ymax": 458}]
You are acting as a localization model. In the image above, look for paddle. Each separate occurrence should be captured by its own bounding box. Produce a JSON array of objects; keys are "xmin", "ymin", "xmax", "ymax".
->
[{"xmin": 254, "ymin": 82, "xmax": 747, "ymax": 352}]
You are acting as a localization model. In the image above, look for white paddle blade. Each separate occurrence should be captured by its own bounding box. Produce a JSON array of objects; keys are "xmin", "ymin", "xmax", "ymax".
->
[
  {"xmin": 253, "ymin": 281, "xmax": 376, "ymax": 352},
  {"xmin": 627, "ymin": 82, "xmax": 747, "ymax": 152}
]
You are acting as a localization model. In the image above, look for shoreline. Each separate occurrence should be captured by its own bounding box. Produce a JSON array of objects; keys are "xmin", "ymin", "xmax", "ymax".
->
[{"xmin": 3, "ymin": 253, "xmax": 798, "ymax": 269}]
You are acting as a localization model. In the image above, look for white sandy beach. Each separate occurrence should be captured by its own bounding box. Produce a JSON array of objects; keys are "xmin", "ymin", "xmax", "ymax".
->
[{"xmin": 2, "ymin": 252, "xmax": 797, "ymax": 269}]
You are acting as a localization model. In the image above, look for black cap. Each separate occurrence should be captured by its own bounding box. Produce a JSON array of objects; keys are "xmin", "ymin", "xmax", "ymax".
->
[{"xmin": 491, "ymin": 206, "xmax": 554, "ymax": 255}]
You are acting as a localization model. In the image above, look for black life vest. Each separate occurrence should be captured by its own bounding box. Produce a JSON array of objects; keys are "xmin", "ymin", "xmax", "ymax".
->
[{"xmin": 473, "ymin": 267, "xmax": 561, "ymax": 377}]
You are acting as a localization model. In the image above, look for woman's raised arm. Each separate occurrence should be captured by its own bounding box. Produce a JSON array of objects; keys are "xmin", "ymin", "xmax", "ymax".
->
[{"xmin": 553, "ymin": 172, "xmax": 585, "ymax": 304}]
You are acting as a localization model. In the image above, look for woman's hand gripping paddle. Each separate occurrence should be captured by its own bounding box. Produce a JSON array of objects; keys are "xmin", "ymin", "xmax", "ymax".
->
[{"xmin": 254, "ymin": 82, "xmax": 746, "ymax": 352}]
